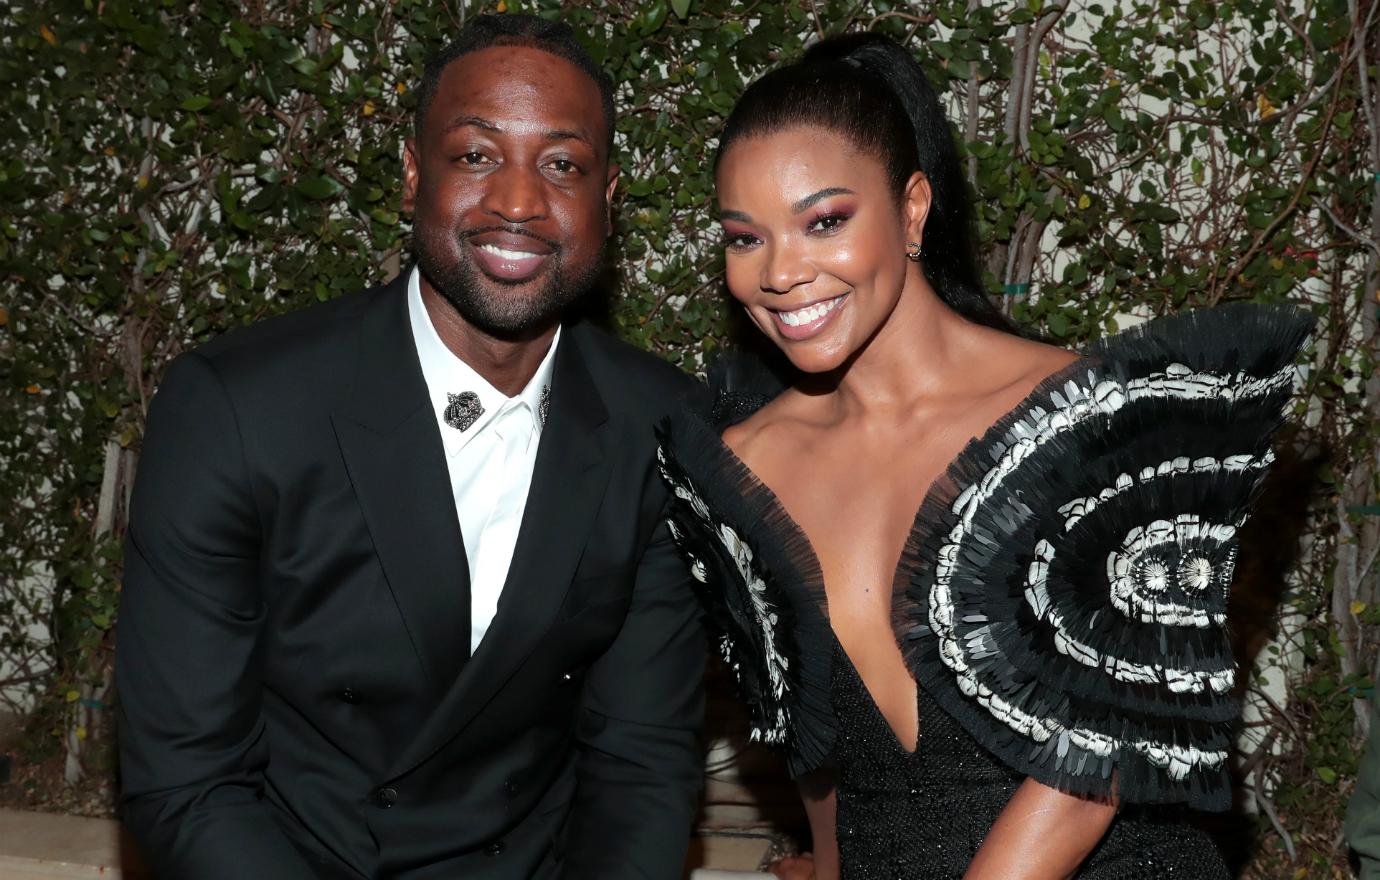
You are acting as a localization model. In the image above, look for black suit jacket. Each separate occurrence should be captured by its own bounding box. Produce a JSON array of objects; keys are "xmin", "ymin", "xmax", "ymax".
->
[{"xmin": 116, "ymin": 272, "xmax": 706, "ymax": 879}]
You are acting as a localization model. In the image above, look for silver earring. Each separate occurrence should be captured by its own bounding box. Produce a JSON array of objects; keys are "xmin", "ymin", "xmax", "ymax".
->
[{"xmin": 906, "ymin": 241, "xmax": 922, "ymax": 262}]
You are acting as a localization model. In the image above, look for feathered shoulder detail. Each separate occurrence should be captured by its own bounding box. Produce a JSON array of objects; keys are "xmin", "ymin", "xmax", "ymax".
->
[
  {"xmin": 655, "ymin": 353, "xmax": 836, "ymax": 777},
  {"xmin": 895, "ymin": 303, "xmax": 1313, "ymax": 810}
]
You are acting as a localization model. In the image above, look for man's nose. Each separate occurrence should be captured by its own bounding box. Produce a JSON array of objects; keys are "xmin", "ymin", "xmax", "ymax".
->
[{"xmin": 480, "ymin": 163, "xmax": 547, "ymax": 224}]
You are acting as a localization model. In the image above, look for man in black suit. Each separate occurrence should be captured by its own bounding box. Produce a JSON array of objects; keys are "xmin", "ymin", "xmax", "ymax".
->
[{"xmin": 116, "ymin": 15, "xmax": 705, "ymax": 879}]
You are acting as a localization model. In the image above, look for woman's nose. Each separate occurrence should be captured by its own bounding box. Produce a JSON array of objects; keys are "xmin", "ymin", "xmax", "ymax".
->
[{"xmin": 760, "ymin": 242, "xmax": 815, "ymax": 294}]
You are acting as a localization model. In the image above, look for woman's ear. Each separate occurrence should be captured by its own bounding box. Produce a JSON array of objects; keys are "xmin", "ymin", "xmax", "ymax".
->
[{"xmin": 902, "ymin": 171, "xmax": 932, "ymax": 246}]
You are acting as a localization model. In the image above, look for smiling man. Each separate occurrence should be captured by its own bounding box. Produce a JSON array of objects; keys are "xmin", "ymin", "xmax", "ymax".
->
[{"xmin": 116, "ymin": 15, "xmax": 705, "ymax": 880}]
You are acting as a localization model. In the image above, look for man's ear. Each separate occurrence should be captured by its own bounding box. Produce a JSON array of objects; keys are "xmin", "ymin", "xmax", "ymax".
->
[
  {"xmin": 902, "ymin": 171, "xmax": 932, "ymax": 247},
  {"xmin": 401, "ymin": 137, "xmax": 420, "ymax": 213},
  {"xmin": 603, "ymin": 163, "xmax": 620, "ymax": 233}
]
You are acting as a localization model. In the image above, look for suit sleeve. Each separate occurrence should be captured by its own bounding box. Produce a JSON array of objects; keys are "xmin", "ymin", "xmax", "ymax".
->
[
  {"xmin": 116, "ymin": 352, "xmax": 316, "ymax": 879},
  {"xmin": 561, "ymin": 487, "xmax": 707, "ymax": 880}
]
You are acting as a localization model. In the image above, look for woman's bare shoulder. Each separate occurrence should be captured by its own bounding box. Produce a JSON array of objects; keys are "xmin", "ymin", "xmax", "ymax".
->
[
  {"xmin": 721, "ymin": 387, "xmax": 815, "ymax": 467},
  {"xmin": 976, "ymin": 328, "xmax": 1080, "ymax": 397},
  {"xmin": 1022, "ymin": 338, "xmax": 1082, "ymax": 382}
]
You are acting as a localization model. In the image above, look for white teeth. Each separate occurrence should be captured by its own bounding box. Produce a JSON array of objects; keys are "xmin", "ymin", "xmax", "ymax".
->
[
  {"xmin": 777, "ymin": 296, "xmax": 842, "ymax": 327},
  {"xmin": 478, "ymin": 244, "xmax": 541, "ymax": 260}
]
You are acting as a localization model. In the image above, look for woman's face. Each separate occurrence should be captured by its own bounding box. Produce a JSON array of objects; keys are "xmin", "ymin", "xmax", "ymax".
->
[{"xmin": 715, "ymin": 125, "xmax": 927, "ymax": 374}]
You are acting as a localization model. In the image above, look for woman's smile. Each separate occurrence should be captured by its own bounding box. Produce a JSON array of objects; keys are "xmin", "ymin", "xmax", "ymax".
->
[
  {"xmin": 769, "ymin": 292, "xmax": 850, "ymax": 339},
  {"xmin": 715, "ymin": 124, "xmax": 926, "ymax": 373}
]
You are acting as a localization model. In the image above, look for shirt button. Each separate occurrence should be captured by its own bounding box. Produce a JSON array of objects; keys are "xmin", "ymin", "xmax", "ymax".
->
[
  {"xmin": 560, "ymin": 672, "xmax": 574, "ymax": 684},
  {"xmin": 340, "ymin": 688, "xmax": 360, "ymax": 704},
  {"xmin": 503, "ymin": 779, "xmax": 517, "ymax": 796},
  {"xmin": 485, "ymin": 840, "xmax": 505, "ymax": 857},
  {"xmin": 370, "ymin": 787, "xmax": 398, "ymax": 809}
]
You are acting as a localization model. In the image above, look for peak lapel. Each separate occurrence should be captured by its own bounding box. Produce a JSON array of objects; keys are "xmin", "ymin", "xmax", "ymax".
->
[
  {"xmin": 389, "ymin": 326, "xmax": 614, "ymax": 778},
  {"xmin": 331, "ymin": 277, "xmax": 471, "ymax": 695}
]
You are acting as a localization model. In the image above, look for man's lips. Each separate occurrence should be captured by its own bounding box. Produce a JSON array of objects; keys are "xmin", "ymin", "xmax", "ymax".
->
[
  {"xmin": 465, "ymin": 229, "xmax": 555, "ymax": 255},
  {"xmin": 463, "ymin": 230, "xmax": 556, "ymax": 283}
]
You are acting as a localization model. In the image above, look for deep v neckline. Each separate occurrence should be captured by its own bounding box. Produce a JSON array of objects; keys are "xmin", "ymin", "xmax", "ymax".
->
[
  {"xmin": 706, "ymin": 355, "xmax": 1094, "ymax": 756},
  {"xmin": 707, "ymin": 428, "xmax": 922, "ymax": 754}
]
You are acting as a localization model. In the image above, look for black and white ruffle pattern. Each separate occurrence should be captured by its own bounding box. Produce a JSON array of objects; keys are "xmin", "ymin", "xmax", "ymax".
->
[
  {"xmin": 896, "ymin": 303, "xmax": 1313, "ymax": 810},
  {"xmin": 655, "ymin": 367, "xmax": 836, "ymax": 777}
]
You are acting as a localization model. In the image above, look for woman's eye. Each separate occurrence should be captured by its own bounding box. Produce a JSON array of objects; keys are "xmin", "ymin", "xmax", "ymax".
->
[
  {"xmin": 808, "ymin": 213, "xmax": 848, "ymax": 234},
  {"xmin": 723, "ymin": 233, "xmax": 759, "ymax": 250}
]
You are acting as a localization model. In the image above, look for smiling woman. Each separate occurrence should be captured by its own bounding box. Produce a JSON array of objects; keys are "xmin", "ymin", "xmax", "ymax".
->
[
  {"xmin": 714, "ymin": 34, "xmax": 1011, "ymax": 359},
  {"xmin": 656, "ymin": 31, "xmax": 1311, "ymax": 880},
  {"xmin": 717, "ymin": 128, "xmax": 922, "ymax": 361}
]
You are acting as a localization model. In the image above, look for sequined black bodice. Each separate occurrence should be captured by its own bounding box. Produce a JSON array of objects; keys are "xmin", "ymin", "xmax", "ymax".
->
[{"xmin": 830, "ymin": 642, "xmax": 1230, "ymax": 879}]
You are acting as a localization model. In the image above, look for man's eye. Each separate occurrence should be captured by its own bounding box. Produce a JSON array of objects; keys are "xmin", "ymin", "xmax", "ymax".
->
[
  {"xmin": 548, "ymin": 158, "xmax": 578, "ymax": 174},
  {"xmin": 459, "ymin": 151, "xmax": 488, "ymax": 165}
]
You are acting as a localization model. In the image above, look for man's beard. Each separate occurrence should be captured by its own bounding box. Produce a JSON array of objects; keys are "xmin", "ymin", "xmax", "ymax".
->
[{"xmin": 413, "ymin": 224, "xmax": 605, "ymax": 341}]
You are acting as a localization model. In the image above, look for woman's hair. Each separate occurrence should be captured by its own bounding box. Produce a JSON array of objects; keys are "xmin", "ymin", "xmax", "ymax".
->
[{"xmin": 716, "ymin": 33, "xmax": 1011, "ymax": 332}]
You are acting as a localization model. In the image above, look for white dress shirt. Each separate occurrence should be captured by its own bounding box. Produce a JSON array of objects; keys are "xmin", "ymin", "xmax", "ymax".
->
[{"xmin": 407, "ymin": 268, "xmax": 559, "ymax": 654}]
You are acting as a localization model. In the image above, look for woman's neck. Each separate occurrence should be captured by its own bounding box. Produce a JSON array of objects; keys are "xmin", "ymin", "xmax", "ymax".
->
[{"xmin": 827, "ymin": 275, "xmax": 981, "ymax": 420}]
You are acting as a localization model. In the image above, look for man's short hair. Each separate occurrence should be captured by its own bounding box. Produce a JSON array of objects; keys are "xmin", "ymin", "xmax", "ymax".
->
[{"xmin": 414, "ymin": 13, "xmax": 617, "ymax": 154}]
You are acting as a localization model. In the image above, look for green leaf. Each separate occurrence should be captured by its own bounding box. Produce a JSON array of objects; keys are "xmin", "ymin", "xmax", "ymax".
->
[
  {"xmin": 671, "ymin": 0, "xmax": 691, "ymax": 20},
  {"xmin": 180, "ymin": 95, "xmax": 212, "ymax": 112},
  {"xmin": 640, "ymin": 1, "xmax": 669, "ymax": 35},
  {"xmin": 296, "ymin": 175, "xmax": 344, "ymax": 200},
  {"xmin": 1047, "ymin": 311, "xmax": 1070, "ymax": 337},
  {"xmin": 1316, "ymin": 767, "xmax": 1338, "ymax": 784}
]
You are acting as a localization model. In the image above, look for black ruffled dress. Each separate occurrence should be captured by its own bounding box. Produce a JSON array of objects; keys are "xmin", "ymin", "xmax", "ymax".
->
[{"xmin": 657, "ymin": 305, "xmax": 1312, "ymax": 879}]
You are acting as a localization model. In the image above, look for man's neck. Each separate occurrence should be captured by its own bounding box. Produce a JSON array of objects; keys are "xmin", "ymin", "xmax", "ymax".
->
[{"xmin": 420, "ymin": 285, "xmax": 558, "ymax": 397}]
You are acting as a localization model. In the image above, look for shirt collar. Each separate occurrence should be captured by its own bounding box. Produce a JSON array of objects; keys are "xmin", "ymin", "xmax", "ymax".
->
[{"xmin": 407, "ymin": 268, "xmax": 560, "ymax": 457}]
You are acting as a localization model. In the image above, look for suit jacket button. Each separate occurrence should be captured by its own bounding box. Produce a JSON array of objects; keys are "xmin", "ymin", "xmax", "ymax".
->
[
  {"xmin": 340, "ymin": 688, "xmax": 360, "ymax": 704},
  {"xmin": 485, "ymin": 840, "xmax": 505, "ymax": 857},
  {"xmin": 371, "ymin": 787, "xmax": 397, "ymax": 809},
  {"xmin": 560, "ymin": 672, "xmax": 574, "ymax": 684}
]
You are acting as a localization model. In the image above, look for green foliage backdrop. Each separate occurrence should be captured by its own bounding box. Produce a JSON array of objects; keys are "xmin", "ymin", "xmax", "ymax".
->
[{"xmin": 1, "ymin": 0, "xmax": 1376, "ymax": 875}]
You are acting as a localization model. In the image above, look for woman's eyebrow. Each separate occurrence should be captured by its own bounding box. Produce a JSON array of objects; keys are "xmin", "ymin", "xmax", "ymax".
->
[{"xmin": 791, "ymin": 186, "xmax": 854, "ymax": 213}]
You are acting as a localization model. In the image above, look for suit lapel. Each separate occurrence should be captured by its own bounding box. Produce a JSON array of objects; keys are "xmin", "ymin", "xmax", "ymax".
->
[
  {"xmin": 389, "ymin": 326, "xmax": 614, "ymax": 778},
  {"xmin": 331, "ymin": 276, "xmax": 471, "ymax": 695}
]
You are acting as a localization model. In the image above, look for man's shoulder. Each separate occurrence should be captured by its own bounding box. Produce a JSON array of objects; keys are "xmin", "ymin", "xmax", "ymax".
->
[
  {"xmin": 191, "ymin": 278, "xmax": 397, "ymax": 383},
  {"xmin": 566, "ymin": 322, "xmax": 699, "ymax": 412},
  {"xmin": 196, "ymin": 284, "xmax": 374, "ymax": 362}
]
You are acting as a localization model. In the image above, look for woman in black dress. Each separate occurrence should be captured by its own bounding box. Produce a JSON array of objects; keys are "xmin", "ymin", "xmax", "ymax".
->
[{"xmin": 657, "ymin": 33, "xmax": 1310, "ymax": 879}]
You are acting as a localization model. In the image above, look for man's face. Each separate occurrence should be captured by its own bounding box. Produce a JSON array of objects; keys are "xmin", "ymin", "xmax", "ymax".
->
[{"xmin": 403, "ymin": 46, "xmax": 618, "ymax": 339}]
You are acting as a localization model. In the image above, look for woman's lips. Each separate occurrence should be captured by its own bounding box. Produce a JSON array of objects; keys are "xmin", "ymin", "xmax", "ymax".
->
[{"xmin": 770, "ymin": 293, "xmax": 848, "ymax": 340}]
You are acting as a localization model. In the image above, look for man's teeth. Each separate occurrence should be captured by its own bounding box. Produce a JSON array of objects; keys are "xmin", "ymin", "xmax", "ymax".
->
[
  {"xmin": 478, "ymin": 243, "xmax": 542, "ymax": 260},
  {"xmin": 777, "ymin": 296, "xmax": 843, "ymax": 327}
]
